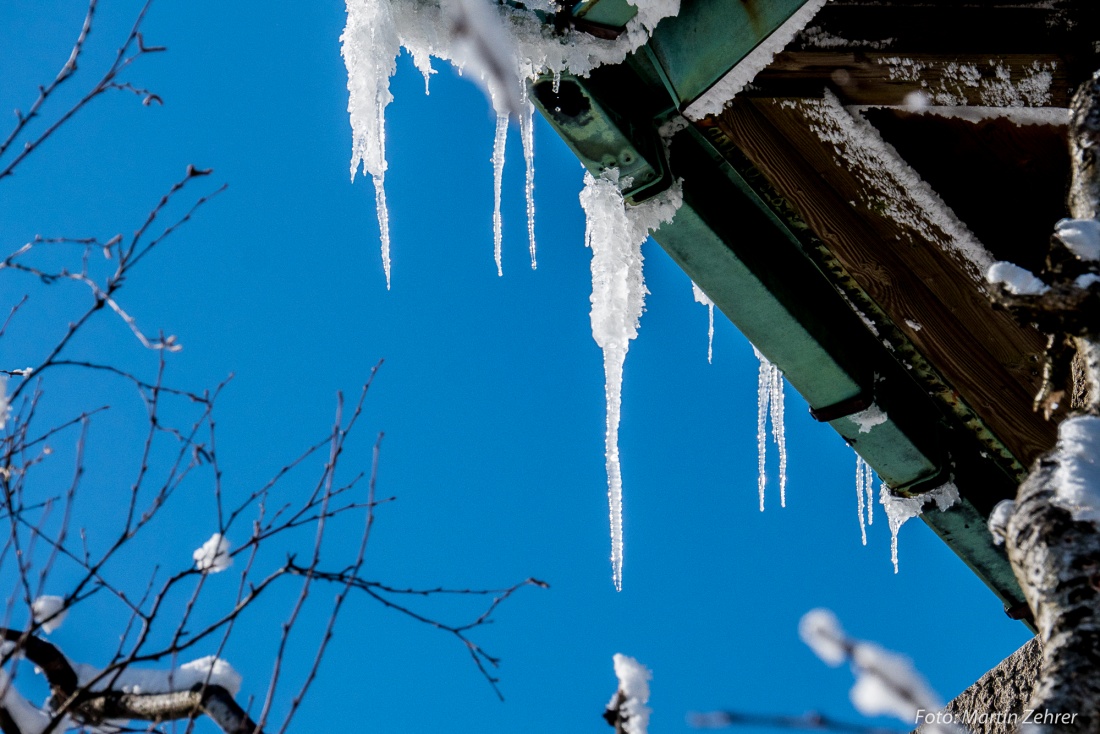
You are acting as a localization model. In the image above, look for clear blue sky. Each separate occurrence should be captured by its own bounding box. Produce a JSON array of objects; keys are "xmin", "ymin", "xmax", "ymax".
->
[{"xmin": 0, "ymin": 2, "xmax": 1031, "ymax": 732}]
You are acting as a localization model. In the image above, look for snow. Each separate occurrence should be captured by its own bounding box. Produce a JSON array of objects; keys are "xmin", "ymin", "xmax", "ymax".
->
[
  {"xmin": 985, "ymin": 261, "xmax": 1049, "ymax": 295},
  {"xmin": 1055, "ymin": 218, "xmax": 1100, "ymax": 261},
  {"xmin": 580, "ymin": 170, "xmax": 681, "ymax": 590},
  {"xmin": 802, "ymin": 92, "xmax": 994, "ymax": 281},
  {"xmin": 0, "ymin": 377, "xmax": 9, "ymax": 431},
  {"xmin": 855, "ymin": 456, "xmax": 874, "ymax": 546},
  {"xmin": 849, "ymin": 404, "xmax": 887, "ymax": 434},
  {"xmin": 691, "ymin": 281, "xmax": 715, "ymax": 364},
  {"xmin": 904, "ymin": 318, "xmax": 922, "ymax": 331},
  {"xmin": 192, "ymin": 533, "xmax": 232, "ymax": 573},
  {"xmin": 859, "ymin": 105, "xmax": 1070, "ymax": 127},
  {"xmin": 492, "ymin": 112, "xmax": 508, "ymax": 276},
  {"xmin": 1077, "ymin": 273, "xmax": 1100, "ymax": 289},
  {"xmin": 684, "ymin": 0, "xmax": 828, "ymax": 120},
  {"xmin": 1050, "ymin": 415, "xmax": 1100, "ymax": 524},
  {"xmin": 31, "ymin": 595, "xmax": 67, "ymax": 633},
  {"xmin": 880, "ymin": 483, "xmax": 959, "ymax": 573},
  {"xmin": 987, "ymin": 499, "xmax": 1015, "ymax": 546},
  {"xmin": 75, "ymin": 655, "xmax": 243, "ymax": 696},
  {"xmin": 800, "ymin": 610, "xmax": 957, "ymax": 734},
  {"xmin": 0, "ymin": 669, "xmax": 55, "ymax": 734},
  {"xmin": 874, "ymin": 57, "xmax": 1055, "ymax": 109},
  {"xmin": 849, "ymin": 642, "xmax": 948, "ymax": 730},
  {"xmin": 612, "ymin": 653, "xmax": 652, "ymax": 734},
  {"xmin": 754, "ymin": 348, "xmax": 787, "ymax": 511},
  {"xmin": 799, "ymin": 608, "xmax": 847, "ymax": 666}
]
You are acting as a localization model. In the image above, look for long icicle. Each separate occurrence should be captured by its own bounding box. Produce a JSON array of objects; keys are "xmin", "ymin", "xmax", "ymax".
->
[
  {"xmin": 769, "ymin": 362, "xmax": 787, "ymax": 507},
  {"xmin": 756, "ymin": 348, "xmax": 769, "ymax": 512},
  {"xmin": 520, "ymin": 93, "xmax": 537, "ymax": 269},
  {"xmin": 580, "ymin": 172, "xmax": 644, "ymax": 591},
  {"xmin": 491, "ymin": 112, "xmax": 509, "ymax": 276},
  {"xmin": 856, "ymin": 456, "xmax": 867, "ymax": 545}
]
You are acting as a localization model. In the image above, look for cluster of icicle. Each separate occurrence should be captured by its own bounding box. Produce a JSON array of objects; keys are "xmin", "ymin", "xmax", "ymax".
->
[
  {"xmin": 754, "ymin": 348, "xmax": 787, "ymax": 511},
  {"xmin": 342, "ymin": 0, "xmax": 681, "ymax": 286},
  {"xmin": 580, "ymin": 170, "xmax": 682, "ymax": 590}
]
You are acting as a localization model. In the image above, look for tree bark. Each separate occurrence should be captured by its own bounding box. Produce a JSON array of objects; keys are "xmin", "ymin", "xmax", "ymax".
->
[{"xmin": 1002, "ymin": 70, "xmax": 1100, "ymax": 734}]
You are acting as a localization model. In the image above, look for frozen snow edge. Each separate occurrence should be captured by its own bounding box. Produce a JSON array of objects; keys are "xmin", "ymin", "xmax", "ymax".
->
[{"xmin": 684, "ymin": 0, "xmax": 828, "ymax": 120}]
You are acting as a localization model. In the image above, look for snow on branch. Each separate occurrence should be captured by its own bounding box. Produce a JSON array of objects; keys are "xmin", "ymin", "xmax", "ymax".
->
[{"xmin": 799, "ymin": 610, "xmax": 960, "ymax": 734}]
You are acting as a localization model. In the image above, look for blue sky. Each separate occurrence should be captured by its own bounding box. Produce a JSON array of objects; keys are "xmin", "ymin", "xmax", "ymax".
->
[{"xmin": 0, "ymin": 2, "xmax": 1031, "ymax": 732}]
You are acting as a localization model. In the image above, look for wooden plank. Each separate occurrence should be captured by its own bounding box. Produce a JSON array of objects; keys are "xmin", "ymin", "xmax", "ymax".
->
[
  {"xmin": 753, "ymin": 52, "xmax": 1073, "ymax": 107},
  {"xmin": 712, "ymin": 99, "xmax": 1055, "ymax": 463}
]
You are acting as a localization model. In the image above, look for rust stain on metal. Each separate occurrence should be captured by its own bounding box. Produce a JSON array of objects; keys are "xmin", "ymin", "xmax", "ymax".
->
[{"xmin": 739, "ymin": 0, "xmax": 764, "ymax": 37}]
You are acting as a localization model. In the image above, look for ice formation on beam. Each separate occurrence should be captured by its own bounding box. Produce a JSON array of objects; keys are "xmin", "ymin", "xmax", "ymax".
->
[
  {"xmin": 855, "ymin": 455, "xmax": 874, "ymax": 546},
  {"xmin": 691, "ymin": 281, "xmax": 715, "ymax": 363},
  {"xmin": 754, "ymin": 348, "xmax": 787, "ymax": 511},
  {"xmin": 880, "ymin": 482, "xmax": 959, "ymax": 573},
  {"xmin": 684, "ymin": 0, "xmax": 828, "ymax": 120},
  {"xmin": 343, "ymin": 0, "xmax": 680, "ymax": 283},
  {"xmin": 581, "ymin": 170, "xmax": 681, "ymax": 590}
]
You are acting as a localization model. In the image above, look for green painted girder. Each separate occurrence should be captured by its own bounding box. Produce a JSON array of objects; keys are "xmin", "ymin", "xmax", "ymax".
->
[{"xmin": 531, "ymin": 0, "xmax": 1030, "ymax": 617}]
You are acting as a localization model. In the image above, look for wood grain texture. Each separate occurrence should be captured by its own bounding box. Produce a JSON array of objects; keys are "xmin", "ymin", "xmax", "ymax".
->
[{"xmin": 712, "ymin": 99, "xmax": 1055, "ymax": 463}]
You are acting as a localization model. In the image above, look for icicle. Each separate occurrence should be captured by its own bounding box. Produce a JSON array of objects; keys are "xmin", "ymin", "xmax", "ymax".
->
[
  {"xmin": 343, "ymin": 0, "xmax": 401, "ymax": 289},
  {"xmin": 581, "ymin": 171, "xmax": 642, "ymax": 592},
  {"xmin": 855, "ymin": 457, "xmax": 867, "ymax": 545},
  {"xmin": 375, "ymin": 180, "xmax": 392, "ymax": 289},
  {"xmin": 691, "ymin": 282, "xmax": 714, "ymax": 364},
  {"xmin": 756, "ymin": 350, "xmax": 769, "ymax": 512},
  {"xmin": 754, "ymin": 348, "xmax": 787, "ymax": 510},
  {"xmin": 491, "ymin": 112, "xmax": 509, "ymax": 276},
  {"xmin": 769, "ymin": 362, "xmax": 787, "ymax": 507},
  {"xmin": 520, "ymin": 93, "xmax": 537, "ymax": 269},
  {"xmin": 580, "ymin": 170, "xmax": 682, "ymax": 591},
  {"xmin": 552, "ymin": 70, "xmax": 561, "ymax": 94},
  {"xmin": 880, "ymin": 482, "xmax": 960, "ymax": 573},
  {"xmin": 855, "ymin": 456, "xmax": 875, "ymax": 545}
]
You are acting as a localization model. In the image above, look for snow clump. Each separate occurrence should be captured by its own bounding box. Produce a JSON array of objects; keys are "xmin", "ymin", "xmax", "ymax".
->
[{"xmin": 193, "ymin": 533, "xmax": 232, "ymax": 573}]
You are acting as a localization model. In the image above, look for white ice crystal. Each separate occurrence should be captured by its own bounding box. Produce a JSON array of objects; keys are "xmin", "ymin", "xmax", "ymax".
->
[
  {"xmin": 581, "ymin": 170, "xmax": 681, "ymax": 590},
  {"xmin": 611, "ymin": 653, "xmax": 652, "ymax": 734},
  {"xmin": 192, "ymin": 533, "xmax": 232, "ymax": 573},
  {"xmin": 31, "ymin": 595, "xmax": 67, "ymax": 633}
]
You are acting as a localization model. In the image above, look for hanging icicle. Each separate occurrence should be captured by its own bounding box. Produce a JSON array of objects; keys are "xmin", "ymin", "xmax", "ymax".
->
[
  {"xmin": 580, "ymin": 169, "xmax": 682, "ymax": 590},
  {"xmin": 520, "ymin": 90, "xmax": 537, "ymax": 269},
  {"xmin": 754, "ymin": 348, "xmax": 788, "ymax": 510},
  {"xmin": 491, "ymin": 112, "xmax": 509, "ymax": 276},
  {"xmin": 691, "ymin": 281, "xmax": 714, "ymax": 364},
  {"xmin": 855, "ymin": 455, "xmax": 874, "ymax": 545}
]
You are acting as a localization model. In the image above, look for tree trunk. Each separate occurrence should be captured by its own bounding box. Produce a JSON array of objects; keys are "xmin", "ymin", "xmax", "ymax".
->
[{"xmin": 1002, "ymin": 70, "xmax": 1100, "ymax": 734}]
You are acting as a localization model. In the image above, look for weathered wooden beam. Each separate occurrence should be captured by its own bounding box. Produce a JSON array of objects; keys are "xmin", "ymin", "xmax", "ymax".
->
[
  {"xmin": 753, "ymin": 53, "xmax": 1074, "ymax": 107},
  {"xmin": 710, "ymin": 97, "xmax": 1054, "ymax": 466}
]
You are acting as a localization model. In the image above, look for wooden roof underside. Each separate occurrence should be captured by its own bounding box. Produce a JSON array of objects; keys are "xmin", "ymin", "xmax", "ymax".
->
[{"xmin": 693, "ymin": 0, "xmax": 1099, "ymax": 491}]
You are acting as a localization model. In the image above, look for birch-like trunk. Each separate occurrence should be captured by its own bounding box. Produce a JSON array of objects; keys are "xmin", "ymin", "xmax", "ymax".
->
[{"xmin": 1004, "ymin": 71, "xmax": 1100, "ymax": 734}]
